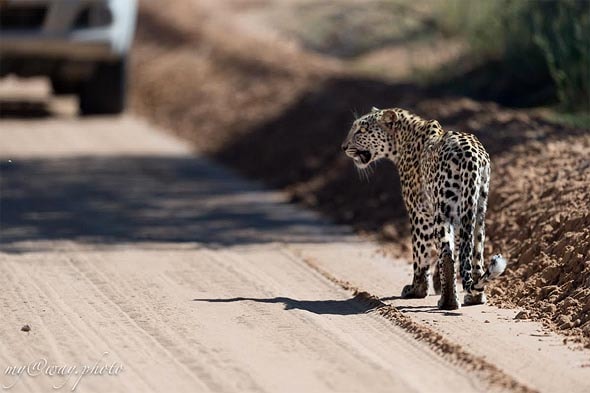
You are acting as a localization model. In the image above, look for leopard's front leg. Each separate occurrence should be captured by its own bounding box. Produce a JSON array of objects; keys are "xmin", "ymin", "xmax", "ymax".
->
[{"xmin": 401, "ymin": 214, "xmax": 433, "ymax": 299}]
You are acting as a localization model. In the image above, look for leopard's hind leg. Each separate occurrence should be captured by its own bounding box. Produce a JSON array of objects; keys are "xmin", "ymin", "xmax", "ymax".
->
[
  {"xmin": 436, "ymin": 217, "xmax": 460, "ymax": 310},
  {"xmin": 465, "ymin": 164, "xmax": 490, "ymax": 305}
]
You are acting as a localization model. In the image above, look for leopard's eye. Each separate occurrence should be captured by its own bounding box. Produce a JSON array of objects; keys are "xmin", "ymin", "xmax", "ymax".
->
[{"xmin": 359, "ymin": 127, "xmax": 367, "ymax": 133}]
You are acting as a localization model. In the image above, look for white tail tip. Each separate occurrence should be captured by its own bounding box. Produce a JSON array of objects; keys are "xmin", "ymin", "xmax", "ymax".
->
[{"xmin": 489, "ymin": 254, "xmax": 507, "ymax": 279}]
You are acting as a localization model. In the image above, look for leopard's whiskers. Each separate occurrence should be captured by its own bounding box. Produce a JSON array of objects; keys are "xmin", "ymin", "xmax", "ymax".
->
[{"xmin": 356, "ymin": 164, "xmax": 373, "ymax": 183}]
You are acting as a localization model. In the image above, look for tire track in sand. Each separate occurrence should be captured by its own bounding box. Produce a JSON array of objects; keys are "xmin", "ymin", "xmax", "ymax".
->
[{"xmin": 290, "ymin": 250, "xmax": 538, "ymax": 393}]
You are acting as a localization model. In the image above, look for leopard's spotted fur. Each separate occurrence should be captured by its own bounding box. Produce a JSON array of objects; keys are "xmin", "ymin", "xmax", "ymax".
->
[{"xmin": 341, "ymin": 107, "xmax": 506, "ymax": 310}]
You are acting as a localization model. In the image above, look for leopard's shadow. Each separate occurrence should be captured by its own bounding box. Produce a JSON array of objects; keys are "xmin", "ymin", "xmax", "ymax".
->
[
  {"xmin": 193, "ymin": 294, "xmax": 462, "ymax": 317},
  {"xmin": 380, "ymin": 295, "xmax": 462, "ymax": 316},
  {"xmin": 192, "ymin": 293, "xmax": 379, "ymax": 316}
]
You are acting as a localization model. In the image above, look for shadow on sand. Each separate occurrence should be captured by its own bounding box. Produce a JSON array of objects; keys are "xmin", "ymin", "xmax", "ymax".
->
[
  {"xmin": 0, "ymin": 155, "xmax": 353, "ymax": 252},
  {"xmin": 192, "ymin": 293, "xmax": 379, "ymax": 316},
  {"xmin": 0, "ymin": 99, "xmax": 53, "ymax": 119}
]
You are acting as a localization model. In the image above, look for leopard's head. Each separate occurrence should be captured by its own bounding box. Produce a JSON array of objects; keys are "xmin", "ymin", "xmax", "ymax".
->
[{"xmin": 341, "ymin": 107, "xmax": 398, "ymax": 169}]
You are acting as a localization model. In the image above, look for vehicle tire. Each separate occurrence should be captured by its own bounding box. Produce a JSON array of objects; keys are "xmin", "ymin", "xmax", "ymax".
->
[
  {"xmin": 79, "ymin": 59, "xmax": 126, "ymax": 115},
  {"xmin": 51, "ymin": 76, "xmax": 78, "ymax": 95}
]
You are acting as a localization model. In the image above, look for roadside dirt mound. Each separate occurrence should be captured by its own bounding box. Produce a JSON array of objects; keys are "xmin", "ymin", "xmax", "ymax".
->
[
  {"xmin": 131, "ymin": 1, "xmax": 590, "ymax": 347},
  {"xmin": 486, "ymin": 135, "xmax": 590, "ymax": 344}
]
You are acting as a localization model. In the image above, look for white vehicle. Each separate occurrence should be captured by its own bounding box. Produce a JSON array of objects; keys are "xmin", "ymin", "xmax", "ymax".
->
[{"xmin": 0, "ymin": 0, "xmax": 137, "ymax": 114}]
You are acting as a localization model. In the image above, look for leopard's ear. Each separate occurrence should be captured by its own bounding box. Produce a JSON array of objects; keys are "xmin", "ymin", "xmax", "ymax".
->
[
  {"xmin": 426, "ymin": 119, "xmax": 442, "ymax": 131},
  {"xmin": 379, "ymin": 109, "xmax": 398, "ymax": 130},
  {"xmin": 371, "ymin": 106, "xmax": 380, "ymax": 113}
]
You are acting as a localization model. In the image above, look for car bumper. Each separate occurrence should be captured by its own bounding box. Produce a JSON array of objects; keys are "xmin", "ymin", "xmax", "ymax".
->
[
  {"xmin": 1, "ymin": 30, "xmax": 117, "ymax": 60},
  {"xmin": 0, "ymin": 0, "xmax": 136, "ymax": 61}
]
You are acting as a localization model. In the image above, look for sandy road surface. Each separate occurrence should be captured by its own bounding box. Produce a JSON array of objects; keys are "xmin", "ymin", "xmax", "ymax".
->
[{"xmin": 1, "ymin": 82, "xmax": 589, "ymax": 393}]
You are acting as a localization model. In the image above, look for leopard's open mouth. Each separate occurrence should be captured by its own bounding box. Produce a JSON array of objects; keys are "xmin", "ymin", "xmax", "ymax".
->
[
  {"xmin": 357, "ymin": 150, "xmax": 372, "ymax": 164},
  {"xmin": 344, "ymin": 148, "xmax": 372, "ymax": 166}
]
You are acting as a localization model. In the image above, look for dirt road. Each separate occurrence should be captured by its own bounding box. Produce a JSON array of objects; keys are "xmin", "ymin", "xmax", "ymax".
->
[{"xmin": 1, "ymin": 82, "xmax": 589, "ymax": 393}]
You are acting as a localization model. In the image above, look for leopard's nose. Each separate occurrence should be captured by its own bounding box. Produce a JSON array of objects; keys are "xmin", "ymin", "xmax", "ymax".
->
[{"xmin": 341, "ymin": 142, "xmax": 348, "ymax": 151}]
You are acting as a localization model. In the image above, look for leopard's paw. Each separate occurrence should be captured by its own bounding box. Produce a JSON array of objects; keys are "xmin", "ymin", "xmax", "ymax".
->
[
  {"xmin": 438, "ymin": 294, "xmax": 461, "ymax": 310},
  {"xmin": 401, "ymin": 284, "xmax": 428, "ymax": 299},
  {"xmin": 464, "ymin": 292, "xmax": 487, "ymax": 306}
]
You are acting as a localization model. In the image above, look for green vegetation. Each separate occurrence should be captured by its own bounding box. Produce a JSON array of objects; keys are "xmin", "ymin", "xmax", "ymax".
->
[
  {"xmin": 436, "ymin": 0, "xmax": 590, "ymax": 112},
  {"xmin": 545, "ymin": 111, "xmax": 590, "ymax": 129},
  {"xmin": 262, "ymin": 0, "xmax": 588, "ymax": 115}
]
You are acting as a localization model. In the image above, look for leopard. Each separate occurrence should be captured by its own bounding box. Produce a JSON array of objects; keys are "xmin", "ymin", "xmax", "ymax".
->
[{"xmin": 341, "ymin": 107, "xmax": 506, "ymax": 310}]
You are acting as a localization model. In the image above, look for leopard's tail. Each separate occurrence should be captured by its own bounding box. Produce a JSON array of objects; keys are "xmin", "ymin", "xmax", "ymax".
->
[{"xmin": 473, "ymin": 254, "xmax": 507, "ymax": 291}]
